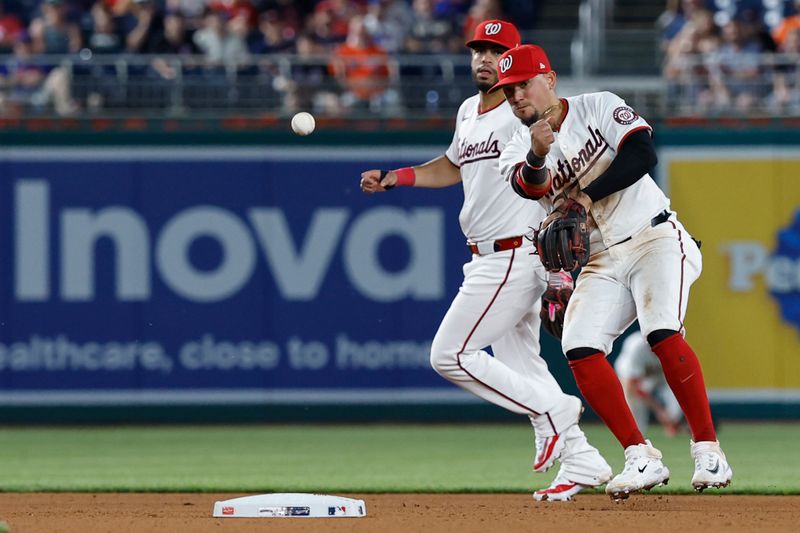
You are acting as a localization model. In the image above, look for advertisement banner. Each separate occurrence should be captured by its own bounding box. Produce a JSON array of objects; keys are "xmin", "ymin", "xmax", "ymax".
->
[
  {"xmin": 663, "ymin": 147, "xmax": 800, "ymax": 398},
  {"xmin": 0, "ymin": 146, "xmax": 489, "ymax": 406}
]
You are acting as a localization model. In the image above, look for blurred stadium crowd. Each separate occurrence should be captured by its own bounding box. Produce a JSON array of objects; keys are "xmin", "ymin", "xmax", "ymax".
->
[
  {"xmin": 661, "ymin": 0, "xmax": 800, "ymax": 114},
  {"xmin": 0, "ymin": 0, "xmax": 798, "ymax": 117}
]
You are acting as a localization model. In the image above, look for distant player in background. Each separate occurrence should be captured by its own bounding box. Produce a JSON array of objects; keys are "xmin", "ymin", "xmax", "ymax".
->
[
  {"xmin": 614, "ymin": 331, "xmax": 684, "ymax": 437},
  {"xmin": 359, "ymin": 20, "xmax": 611, "ymax": 501}
]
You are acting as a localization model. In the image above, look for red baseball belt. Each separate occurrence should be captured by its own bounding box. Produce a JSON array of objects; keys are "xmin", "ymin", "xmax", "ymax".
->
[{"xmin": 467, "ymin": 236, "xmax": 524, "ymax": 255}]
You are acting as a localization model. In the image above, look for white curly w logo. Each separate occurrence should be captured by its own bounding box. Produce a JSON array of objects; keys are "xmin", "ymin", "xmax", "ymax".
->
[
  {"xmin": 499, "ymin": 56, "xmax": 513, "ymax": 73},
  {"xmin": 484, "ymin": 23, "xmax": 502, "ymax": 36}
]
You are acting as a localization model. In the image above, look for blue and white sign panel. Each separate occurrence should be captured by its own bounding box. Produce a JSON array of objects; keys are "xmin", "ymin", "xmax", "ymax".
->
[{"xmin": 0, "ymin": 147, "xmax": 477, "ymax": 406}]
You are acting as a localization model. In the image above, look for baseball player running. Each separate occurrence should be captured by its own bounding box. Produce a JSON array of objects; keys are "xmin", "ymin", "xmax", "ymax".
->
[
  {"xmin": 493, "ymin": 44, "xmax": 733, "ymax": 500},
  {"xmin": 360, "ymin": 20, "xmax": 611, "ymax": 501}
]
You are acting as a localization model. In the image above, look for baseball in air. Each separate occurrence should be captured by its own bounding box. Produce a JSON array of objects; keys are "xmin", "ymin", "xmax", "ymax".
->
[{"xmin": 291, "ymin": 112, "xmax": 316, "ymax": 136}]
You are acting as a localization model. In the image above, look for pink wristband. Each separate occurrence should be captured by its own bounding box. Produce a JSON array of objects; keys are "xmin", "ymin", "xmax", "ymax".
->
[{"xmin": 394, "ymin": 167, "xmax": 416, "ymax": 187}]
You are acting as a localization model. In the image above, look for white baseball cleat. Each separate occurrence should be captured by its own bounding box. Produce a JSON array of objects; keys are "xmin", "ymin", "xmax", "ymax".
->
[
  {"xmin": 690, "ymin": 440, "xmax": 733, "ymax": 492},
  {"xmin": 605, "ymin": 440, "xmax": 670, "ymax": 501},
  {"xmin": 531, "ymin": 396, "xmax": 583, "ymax": 473},
  {"xmin": 533, "ymin": 433, "xmax": 566, "ymax": 473},
  {"xmin": 533, "ymin": 424, "xmax": 613, "ymax": 502},
  {"xmin": 533, "ymin": 472, "xmax": 585, "ymax": 502}
]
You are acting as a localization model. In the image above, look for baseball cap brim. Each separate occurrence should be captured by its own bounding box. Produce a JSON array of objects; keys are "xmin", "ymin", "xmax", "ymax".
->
[
  {"xmin": 488, "ymin": 73, "xmax": 535, "ymax": 94},
  {"xmin": 465, "ymin": 37, "xmax": 512, "ymax": 50}
]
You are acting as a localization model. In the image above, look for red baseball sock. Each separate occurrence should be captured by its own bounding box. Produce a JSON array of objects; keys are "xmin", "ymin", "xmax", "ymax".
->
[
  {"xmin": 651, "ymin": 333, "xmax": 716, "ymax": 442},
  {"xmin": 569, "ymin": 352, "xmax": 645, "ymax": 449}
]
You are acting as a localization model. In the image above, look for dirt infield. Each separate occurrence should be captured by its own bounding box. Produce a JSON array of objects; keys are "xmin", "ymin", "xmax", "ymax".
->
[{"xmin": 0, "ymin": 493, "xmax": 797, "ymax": 532}]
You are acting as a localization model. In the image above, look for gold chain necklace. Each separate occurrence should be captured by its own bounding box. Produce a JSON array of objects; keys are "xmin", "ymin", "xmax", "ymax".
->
[{"xmin": 541, "ymin": 102, "xmax": 562, "ymax": 123}]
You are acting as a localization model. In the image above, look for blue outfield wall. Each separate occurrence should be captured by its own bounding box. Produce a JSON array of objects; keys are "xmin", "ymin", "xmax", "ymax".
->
[
  {"xmin": 0, "ymin": 147, "xmax": 486, "ymax": 413},
  {"xmin": 0, "ymin": 142, "xmax": 797, "ymax": 423}
]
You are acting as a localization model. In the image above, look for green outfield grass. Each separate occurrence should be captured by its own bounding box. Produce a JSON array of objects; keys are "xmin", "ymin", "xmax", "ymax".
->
[{"xmin": 0, "ymin": 422, "xmax": 797, "ymax": 494}]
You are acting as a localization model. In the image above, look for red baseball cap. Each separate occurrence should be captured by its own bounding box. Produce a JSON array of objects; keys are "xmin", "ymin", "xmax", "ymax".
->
[
  {"xmin": 489, "ymin": 44, "xmax": 553, "ymax": 93},
  {"xmin": 465, "ymin": 19, "xmax": 521, "ymax": 50}
]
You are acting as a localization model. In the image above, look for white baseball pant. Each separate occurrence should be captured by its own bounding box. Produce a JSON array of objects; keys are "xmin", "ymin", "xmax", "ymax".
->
[
  {"xmin": 430, "ymin": 242, "xmax": 577, "ymax": 436},
  {"xmin": 562, "ymin": 215, "xmax": 702, "ymax": 355}
]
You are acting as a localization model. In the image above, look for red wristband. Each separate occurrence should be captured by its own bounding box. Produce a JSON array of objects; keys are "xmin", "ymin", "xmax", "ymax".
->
[{"xmin": 393, "ymin": 167, "xmax": 416, "ymax": 187}]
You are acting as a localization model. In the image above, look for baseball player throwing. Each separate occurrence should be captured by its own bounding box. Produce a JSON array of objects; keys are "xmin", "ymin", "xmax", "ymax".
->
[
  {"xmin": 360, "ymin": 21, "xmax": 611, "ymax": 501},
  {"xmin": 494, "ymin": 44, "xmax": 733, "ymax": 500}
]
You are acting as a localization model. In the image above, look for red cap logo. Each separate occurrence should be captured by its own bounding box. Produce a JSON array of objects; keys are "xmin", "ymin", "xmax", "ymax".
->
[
  {"xmin": 466, "ymin": 20, "xmax": 521, "ymax": 50},
  {"xmin": 499, "ymin": 56, "xmax": 513, "ymax": 74},
  {"xmin": 489, "ymin": 44, "xmax": 553, "ymax": 93}
]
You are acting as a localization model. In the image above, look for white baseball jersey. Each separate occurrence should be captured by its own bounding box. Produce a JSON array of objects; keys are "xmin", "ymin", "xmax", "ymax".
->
[
  {"xmin": 430, "ymin": 94, "xmax": 580, "ymax": 438},
  {"xmin": 499, "ymin": 91, "xmax": 670, "ymax": 251},
  {"xmin": 446, "ymin": 95, "xmax": 547, "ymax": 242},
  {"xmin": 499, "ymin": 90, "xmax": 703, "ymax": 355}
]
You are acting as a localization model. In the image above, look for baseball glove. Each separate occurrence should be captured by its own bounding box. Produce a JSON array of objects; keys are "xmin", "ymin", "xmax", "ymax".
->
[
  {"xmin": 534, "ymin": 199, "xmax": 590, "ymax": 272},
  {"xmin": 540, "ymin": 271, "xmax": 573, "ymax": 340}
]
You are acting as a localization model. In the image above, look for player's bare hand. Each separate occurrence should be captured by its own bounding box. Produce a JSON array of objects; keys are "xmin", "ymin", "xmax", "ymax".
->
[
  {"xmin": 360, "ymin": 169, "xmax": 394, "ymax": 193},
  {"xmin": 530, "ymin": 119, "xmax": 555, "ymax": 157}
]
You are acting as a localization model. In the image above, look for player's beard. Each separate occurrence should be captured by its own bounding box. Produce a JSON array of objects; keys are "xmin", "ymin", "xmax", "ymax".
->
[
  {"xmin": 520, "ymin": 109, "xmax": 540, "ymax": 126},
  {"xmin": 472, "ymin": 71, "xmax": 497, "ymax": 93}
]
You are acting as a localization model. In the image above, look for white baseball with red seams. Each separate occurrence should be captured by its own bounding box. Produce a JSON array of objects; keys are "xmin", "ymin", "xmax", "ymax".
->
[
  {"xmin": 499, "ymin": 91, "xmax": 703, "ymax": 355},
  {"xmin": 429, "ymin": 94, "xmax": 580, "ymax": 437}
]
